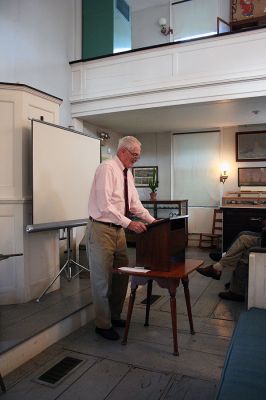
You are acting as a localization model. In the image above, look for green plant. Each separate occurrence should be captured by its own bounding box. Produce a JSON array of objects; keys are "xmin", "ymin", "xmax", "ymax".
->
[{"xmin": 148, "ymin": 168, "xmax": 159, "ymax": 193}]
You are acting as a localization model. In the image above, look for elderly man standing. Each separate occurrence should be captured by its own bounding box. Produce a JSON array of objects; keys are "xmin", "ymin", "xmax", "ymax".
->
[{"xmin": 87, "ymin": 136, "xmax": 155, "ymax": 340}]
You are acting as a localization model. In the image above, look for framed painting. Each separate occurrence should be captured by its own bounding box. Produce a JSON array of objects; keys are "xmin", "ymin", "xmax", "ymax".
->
[
  {"xmin": 132, "ymin": 166, "xmax": 158, "ymax": 187},
  {"xmin": 236, "ymin": 131, "xmax": 266, "ymax": 161},
  {"xmin": 238, "ymin": 167, "xmax": 266, "ymax": 186},
  {"xmin": 231, "ymin": 0, "xmax": 266, "ymax": 22}
]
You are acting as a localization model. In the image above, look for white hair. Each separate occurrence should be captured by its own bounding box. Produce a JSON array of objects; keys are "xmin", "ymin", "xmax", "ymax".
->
[{"xmin": 117, "ymin": 136, "xmax": 141, "ymax": 151}]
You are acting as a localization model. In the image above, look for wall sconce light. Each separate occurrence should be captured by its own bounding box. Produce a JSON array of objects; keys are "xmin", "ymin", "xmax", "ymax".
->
[
  {"xmin": 98, "ymin": 131, "xmax": 110, "ymax": 146},
  {"xmin": 158, "ymin": 17, "xmax": 173, "ymax": 36},
  {"xmin": 220, "ymin": 162, "xmax": 229, "ymax": 184}
]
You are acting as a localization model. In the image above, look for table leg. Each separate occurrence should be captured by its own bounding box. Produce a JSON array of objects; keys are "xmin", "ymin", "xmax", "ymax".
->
[
  {"xmin": 144, "ymin": 279, "xmax": 153, "ymax": 327},
  {"xmin": 182, "ymin": 277, "xmax": 195, "ymax": 335},
  {"xmin": 168, "ymin": 287, "xmax": 179, "ymax": 356},
  {"xmin": 121, "ymin": 287, "xmax": 137, "ymax": 345},
  {"xmin": 0, "ymin": 372, "xmax": 6, "ymax": 393}
]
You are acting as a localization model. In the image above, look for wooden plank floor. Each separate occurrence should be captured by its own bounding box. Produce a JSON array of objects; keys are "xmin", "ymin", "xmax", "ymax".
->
[
  {"xmin": 2, "ymin": 247, "xmax": 246, "ymax": 399},
  {"xmin": 0, "ymin": 270, "xmax": 92, "ymax": 354}
]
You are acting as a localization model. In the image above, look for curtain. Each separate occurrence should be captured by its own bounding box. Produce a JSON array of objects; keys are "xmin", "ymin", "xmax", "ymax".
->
[{"xmin": 172, "ymin": 131, "xmax": 220, "ymax": 207}]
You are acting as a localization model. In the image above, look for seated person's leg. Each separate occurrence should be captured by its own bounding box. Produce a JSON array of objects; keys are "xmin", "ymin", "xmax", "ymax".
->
[
  {"xmin": 198, "ymin": 233, "xmax": 261, "ymax": 280},
  {"xmin": 219, "ymin": 261, "xmax": 247, "ymax": 302}
]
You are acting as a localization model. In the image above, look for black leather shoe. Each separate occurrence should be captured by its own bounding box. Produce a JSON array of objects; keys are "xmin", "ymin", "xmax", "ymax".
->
[
  {"xmin": 224, "ymin": 282, "xmax": 230, "ymax": 290},
  {"xmin": 111, "ymin": 319, "xmax": 126, "ymax": 328},
  {"xmin": 209, "ymin": 252, "xmax": 222, "ymax": 262},
  {"xmin": 219, "ymin": 291, "xmax": 245, "ymax": 302},
  {"xmin": 95, "ymin": 327, "xmax": 120, "ymax": 340},
  {"xmin": 197, "ymin": 265, "xmax": 221, "ymax": 280}
]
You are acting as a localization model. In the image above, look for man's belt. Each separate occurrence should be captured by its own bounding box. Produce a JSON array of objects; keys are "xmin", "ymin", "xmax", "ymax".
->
[{"xmin": 89, "ymin": 216, "xmax": 122, "ymax": 229}]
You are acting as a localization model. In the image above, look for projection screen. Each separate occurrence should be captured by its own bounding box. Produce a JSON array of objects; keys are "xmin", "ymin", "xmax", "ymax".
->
[{"xmin": 32, "ymin": 120, "xmax": 100, "ymax": 225}]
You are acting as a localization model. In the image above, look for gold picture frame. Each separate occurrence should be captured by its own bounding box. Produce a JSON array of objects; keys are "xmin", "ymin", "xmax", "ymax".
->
[
  {"xmin": 236, "ymin": 131, "xmax": 266, "ymax": 161},
  {"xmin": 238, "ymin": 167, "xmax": 266, "ymax": 186},
  {"xmin": 231, "ymin": 0, "xmax": 266, "ymax": 22},
  {"xmin": 132, "ymin": 166, "xmax": 158, "ymax": 187}
]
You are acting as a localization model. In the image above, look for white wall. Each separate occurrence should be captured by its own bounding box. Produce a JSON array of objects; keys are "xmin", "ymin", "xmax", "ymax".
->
[
  {"xmin": 132, "ymin": 3, "xmax": 170, "ymax": 49},
  {"xmin": 134, "ymin": 132, "xmax": 171, "ymax": 200},
  {"xmin": 172, "ymin": 0, "xmax": 230, "ymax": 41},
  {"xmin": 0, "ymin": 0, "xmax": 82, "ymax": 127},
  {"xmin": 131, "ymin": 0, "xmax": 230, "ymax": 48}
]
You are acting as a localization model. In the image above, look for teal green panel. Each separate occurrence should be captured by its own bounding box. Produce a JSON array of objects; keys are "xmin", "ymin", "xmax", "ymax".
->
[{"xmin": 82, "ymin": 0, "xmax": 114, "ymax": 59}]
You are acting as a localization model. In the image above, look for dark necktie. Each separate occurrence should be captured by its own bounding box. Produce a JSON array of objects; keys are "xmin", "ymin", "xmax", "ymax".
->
[{"xmin": 123, "ymin": 168, "xmax": 130, "ymax": 218}]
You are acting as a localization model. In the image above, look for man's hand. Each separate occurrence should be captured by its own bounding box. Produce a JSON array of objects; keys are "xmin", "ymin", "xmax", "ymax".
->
[{"xmin": 127, "ymin": 221, "xmax": 147, "ymax": 233}]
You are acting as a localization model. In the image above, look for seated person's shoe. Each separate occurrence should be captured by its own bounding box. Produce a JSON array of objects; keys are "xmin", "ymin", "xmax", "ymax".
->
[
  {"xmin": 111, "ymin": 319, "xmax": 126, "ymax": 328},
  {"xmin": 95, "ymin": 326, "xmax": 120, "ymax": 340},
  {"xmin": 197, "ymin": 265, "xmax": 221, "ymax": 280},
  {"xmin": 219, "ymin": 291, "xmax": 245, "ymax": 302},
  {"xmin": 224, "ymin": 282, "xmax": 230, "ymax": 290},
  {"xmin": 209, "ymin": 252, "xmax": 222, "ymax": 262}
]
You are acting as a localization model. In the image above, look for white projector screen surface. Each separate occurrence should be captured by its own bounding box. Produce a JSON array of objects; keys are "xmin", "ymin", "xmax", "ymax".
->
[{"xmin": 32, "ymin": 120, "xmax": 100, "ymax": 224}]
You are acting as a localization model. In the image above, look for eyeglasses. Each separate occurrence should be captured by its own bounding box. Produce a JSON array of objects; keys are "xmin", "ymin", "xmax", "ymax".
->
[{"xmin": 126, "ymin": 148, "xmax": 140, "ymax": 159}]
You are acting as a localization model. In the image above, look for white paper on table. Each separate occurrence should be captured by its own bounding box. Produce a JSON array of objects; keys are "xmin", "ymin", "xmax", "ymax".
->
[{"xmin": 118, "ymin": 267, "xmax": 151, "ymax": 273}]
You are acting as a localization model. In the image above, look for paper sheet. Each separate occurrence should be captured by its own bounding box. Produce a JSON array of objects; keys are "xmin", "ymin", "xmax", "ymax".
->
[{"xmin": 118, "ymin": 267, "xmax": 150, "ymax": 273}]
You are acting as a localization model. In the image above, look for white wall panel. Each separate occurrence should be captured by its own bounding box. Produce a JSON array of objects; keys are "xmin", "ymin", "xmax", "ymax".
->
[
  {"xmin": 0, "ymin": 214, "xmax": 16, "ymax": 285},
  {"xmin": 0, "ymin": 85, "xmax": 61, "ymax": 304},
  {"xmin": 248, "ymin": 252, "xmax": 266, "ymax": 309},
  {"xmin": 0, "ymin": 100, "xmax": 15, "ymax": 198},
  {"xmin": 83, "ymin": 52, "xmax": 175, "ymax": 97},
  {"xmin": 0, "ymin": 203, "xmax": 23, "ymax": 303},
  {"xmin": 187, "ymin": 207, "xmax": 215, "ymax": 234}
]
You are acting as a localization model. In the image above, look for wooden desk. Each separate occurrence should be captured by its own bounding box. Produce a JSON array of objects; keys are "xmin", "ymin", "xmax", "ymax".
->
[{"xmin": 115, "ymin": 259, "xmax": 203, "ymax": 356}]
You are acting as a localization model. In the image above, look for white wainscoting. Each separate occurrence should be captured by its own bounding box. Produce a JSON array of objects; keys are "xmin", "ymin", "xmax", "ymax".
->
[
  {"xmin": 248, "ymin": 251, "xmax": 266, "ymax": 310},
  {"xmin": 70, "ymin": 29, "xmax": 266, "ymax": 116},
  {"xmin": 0, "ymin": 84, "xmax": 61, "ymax": 304}
]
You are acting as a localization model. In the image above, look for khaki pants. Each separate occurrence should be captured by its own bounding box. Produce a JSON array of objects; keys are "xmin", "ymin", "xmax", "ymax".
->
[
  {"xmin": 86, "ymin": 220, "xmax": 129, "ymax": 329},
  {"xmin": 214, "ymin": 232, "xmax": 261, "ymax": 296}
]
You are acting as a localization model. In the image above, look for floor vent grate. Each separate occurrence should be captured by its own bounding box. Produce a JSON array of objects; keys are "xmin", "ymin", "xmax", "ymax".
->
[
  {"xmin": 141, "ymin": 295, "xmax": 161, "ymax": 305},
  {"xmin": 36, "ymin": 356, "xmax": 84, "ymax": 387}
]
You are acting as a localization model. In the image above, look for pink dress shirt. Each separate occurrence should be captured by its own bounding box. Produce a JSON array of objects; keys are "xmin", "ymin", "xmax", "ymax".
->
[{"xmin": 88, "ymin": 156, "xmax": 155, "ymax": 228}]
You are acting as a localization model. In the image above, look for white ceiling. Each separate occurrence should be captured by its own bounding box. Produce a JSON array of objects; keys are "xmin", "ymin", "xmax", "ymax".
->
[{"xmin": 82, "ymin": 96, "xmax": 266, "ymax": 135}]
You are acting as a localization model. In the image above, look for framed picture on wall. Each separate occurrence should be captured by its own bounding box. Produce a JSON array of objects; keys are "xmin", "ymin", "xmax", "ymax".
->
[
  {"xmin": 132, "ymin": 166, "xmax": 158, "ymax": 187},
  {"xmin": 236, "ymin": 131, "xmax": 266, "ymax": 161},
  {"xmin": 231, "ymin": 0, "xmax": 266, "ymax": 22},
  {"xmin": 238, "ymin": 167, "xmax": 266, "ymax": 186}
]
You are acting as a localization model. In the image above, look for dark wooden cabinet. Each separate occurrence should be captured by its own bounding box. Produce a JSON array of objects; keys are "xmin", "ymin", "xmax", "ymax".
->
[{"xmin": 222, "ymin": 207, "xmax": 266, "ymax": 251}]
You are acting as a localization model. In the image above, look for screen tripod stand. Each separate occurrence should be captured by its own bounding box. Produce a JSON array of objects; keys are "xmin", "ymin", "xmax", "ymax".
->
[{"xmin": 36, "ymin": 226, "xmax": 89, "ymax": 302}]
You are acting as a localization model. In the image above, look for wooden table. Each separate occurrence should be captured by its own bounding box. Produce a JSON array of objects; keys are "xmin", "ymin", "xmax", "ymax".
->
[{"xmin": 115, "ymin": 259, "xmax": 203, "ymax": 356}]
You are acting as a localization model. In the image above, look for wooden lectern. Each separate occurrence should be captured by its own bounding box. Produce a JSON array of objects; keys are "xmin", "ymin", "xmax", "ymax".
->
[
  {"xmin": 115, "ymin": 216, "xmax": 204, "ymax": 355},
  {"xmin": 136, "ymin": 217, "xmax": 187, "ymax": 271}
]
